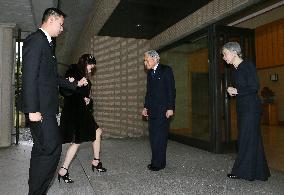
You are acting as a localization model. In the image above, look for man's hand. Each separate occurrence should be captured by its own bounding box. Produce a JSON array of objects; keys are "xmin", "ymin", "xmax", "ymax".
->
[
  {"xmin": 77, "ymin": 77, "xmax": 88, "ymax": 87},
  {"xmin": 29, "ymin": 112, "xmax": 43, "ymax": 122},
  {"xmin": 142, "ymin": 108, "xmax": 148, "ymax": 117},
  {"xmin": 166, "ymin": 110, "xmax": 174, "ymax": 118},
  {"xmin": 84, "ymin": 97, "xmax": 90, "ymax": 105}
]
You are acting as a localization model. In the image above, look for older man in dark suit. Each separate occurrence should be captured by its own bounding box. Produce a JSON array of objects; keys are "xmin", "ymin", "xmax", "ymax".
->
[
  {"xmin": 142, "ymin": 50, "xmax": 176, "ymax": 171},
  {"xmin": 22, "ymin": 8, "xmax": 87, "ymax": 195}
]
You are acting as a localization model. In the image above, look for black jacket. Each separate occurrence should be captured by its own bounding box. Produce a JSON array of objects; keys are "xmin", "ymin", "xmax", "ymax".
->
[
  {"xmin": 144, "ymin": 64, "xmax": 176, "ymax": 118},
  {"xmin": 22, "ymin": 29, "xmax": 77, "ymax": 115}
]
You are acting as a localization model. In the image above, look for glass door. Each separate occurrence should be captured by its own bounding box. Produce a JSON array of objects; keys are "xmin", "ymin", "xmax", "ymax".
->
[
  {"xmin": 158, "ymin": 25, "xmax": 255, "ymax": 153},
  {"xmin": 159, "ymin": 30, "xmax": 212, "ymax": 151}
]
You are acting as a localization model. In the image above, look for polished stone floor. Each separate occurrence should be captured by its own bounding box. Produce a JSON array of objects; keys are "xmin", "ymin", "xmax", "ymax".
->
[
  {"xmin": 0, "ymin": 128, "xmax": 284, "ymax": 195},
  {"xmin": 262, "ymin": 125, "xmax": 284, "ymax": 172},
  {"xmin": 170, "ymin": 124, "xmax": 284, "ymax": 172}
]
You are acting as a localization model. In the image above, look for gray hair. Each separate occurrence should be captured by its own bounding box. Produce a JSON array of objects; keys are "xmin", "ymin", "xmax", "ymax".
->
[
  {"xmin": 144, "ymin": 50, "xmax": 160, "ymax": 62},
  {"xmin": 222, "ymin": 42, "xmax": 243, "ymax": 58}
]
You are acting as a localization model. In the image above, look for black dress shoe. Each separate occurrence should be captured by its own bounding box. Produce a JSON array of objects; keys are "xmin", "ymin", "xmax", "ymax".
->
[
  {"xmin": 149, "ymin": 165, "xmax": 165, "ymax": 171},
  {"xmin": 147, "ymin": 164, "xmax": 152, "ymax": 169},
  {"xmin": 149, "ymin": 166, "xmax": 161, "ymax": 171},
  {"xmin": 227, "ymin": 173, "xmax": 240, "ymax": 179}
]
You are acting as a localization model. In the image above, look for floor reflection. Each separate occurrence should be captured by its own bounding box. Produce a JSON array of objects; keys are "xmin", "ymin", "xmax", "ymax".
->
[
  {"xmin": 170, "ymin": 125, "xmax": 284, "ymax": 172},
  {"xmin": 262, "ymin": 125, "xmax": 284, "ymax": 172}
]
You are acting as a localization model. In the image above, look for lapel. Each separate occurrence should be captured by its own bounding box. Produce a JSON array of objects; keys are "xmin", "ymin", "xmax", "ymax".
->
[
  {"xmin": 151, "ymin": 64, "xmax": 162, "ymax": 81},
  {"xmin": 155, "ymin": 64, "xmax": 161, "ymax": 77},
  {"xmin": 38, "ymin": 29, "xmax": 55, "ymax": 55},
  {"xmin": 37, "ymin": 29, "xmax": 57, "ymax": 74}
]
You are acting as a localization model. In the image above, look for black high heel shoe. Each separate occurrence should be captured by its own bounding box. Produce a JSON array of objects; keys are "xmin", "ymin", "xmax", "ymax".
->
[
  {"xmin": 58, "ymin": 167, "xmax": 74, "ymax": 183},
  {"xmin": 91, "ymin": 158, "xmax": 107, "ymax": 172}
]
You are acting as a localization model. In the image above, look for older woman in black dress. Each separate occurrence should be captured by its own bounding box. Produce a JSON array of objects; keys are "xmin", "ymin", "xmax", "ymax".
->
[
  {"xmin": 222, "ymin": 42, "xmax": 270, "ymax": 181},
  {"xmin": 58, "ymin": 54, "xmax": 106, "ymax": 183}
]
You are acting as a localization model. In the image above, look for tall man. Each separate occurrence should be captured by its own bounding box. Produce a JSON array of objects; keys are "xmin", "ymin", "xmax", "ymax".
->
[
  {"xmin": 22, "ymin": 8, "xmax": 87, "ymax": 195},
  {"xmin": 142, "ymin": 50, "xmax": 176, "ymax": 171}
]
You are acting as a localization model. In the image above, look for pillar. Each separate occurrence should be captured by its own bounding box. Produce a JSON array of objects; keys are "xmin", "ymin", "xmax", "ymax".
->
[{"xmin": 0, "ymin": 23, "xmax": 16, "ymax": 147}]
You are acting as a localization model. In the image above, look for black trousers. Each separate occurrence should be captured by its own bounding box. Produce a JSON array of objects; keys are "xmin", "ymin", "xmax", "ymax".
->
[
  {"xmin": 148, "ymin": 117, "xmax": 170, "ymax": 168},
  {"xmin": 28, "ymin": 115, "xmax": 62, "ymax": 195}
]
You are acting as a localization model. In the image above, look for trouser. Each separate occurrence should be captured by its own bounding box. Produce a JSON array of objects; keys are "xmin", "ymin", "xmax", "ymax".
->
[
  {"xmin": 148, "ymin": 117, "xmax": 170, "ymax": 168},
  {"xmin": 28, "ymin": 115, "xmax": 62, "ymax": 195}
]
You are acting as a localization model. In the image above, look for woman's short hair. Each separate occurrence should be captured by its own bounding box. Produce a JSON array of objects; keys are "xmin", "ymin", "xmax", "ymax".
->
[
  {"xmin": 144, "ymin": 50, "xmax": 160, "ymax": 62},
  {"xmin": 222, "ymin": 42, "xmax": 243, "ymax": 58}
]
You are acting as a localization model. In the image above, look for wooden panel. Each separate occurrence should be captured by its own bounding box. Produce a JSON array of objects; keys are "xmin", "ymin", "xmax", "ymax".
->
[
  {"xmin": 267, "ymin": 27, "xmax": 273, "ymax": 66},
  {"xmin": 255, "ymin": 18, "xmax": 284, "ymax": 69},
  {"xmin": 188, "ymin": 48, "xmax": 209, "ymax": 72},
  {"xmin": 262, "ymin": 103, "xmax": 278, "ymax": 125},
  {"xmin": 271, "ymin": 23, "xmax": 278, "ymax": 66},
  {"xmin": 278, "ymin": 20, "xmax": 284, "ymax": 64}
]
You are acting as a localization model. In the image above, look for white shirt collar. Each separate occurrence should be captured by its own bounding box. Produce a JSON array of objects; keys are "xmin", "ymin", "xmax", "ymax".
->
[
  {"xmin": 39, "ymin": 28, "xmax": 52, "ymax": 43},
  {"xmin": 153, "ymin": 63, "xmax": 159, "ymax": 72}
]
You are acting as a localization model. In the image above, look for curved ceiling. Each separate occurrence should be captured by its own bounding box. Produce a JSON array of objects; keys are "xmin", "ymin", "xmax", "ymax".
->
[{"xmin": 1, "ymin": 0, "xmax": 213, "ymax": 68}]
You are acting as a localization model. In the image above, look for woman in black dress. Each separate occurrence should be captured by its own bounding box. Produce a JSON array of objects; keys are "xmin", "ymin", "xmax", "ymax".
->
[
  {"xmin": 58, "ymin": 54, "xmax": 106, "ymax": 183},
  {"xmin": 222, "ymin": 42, "xmax": 270, "ymax": 181}
]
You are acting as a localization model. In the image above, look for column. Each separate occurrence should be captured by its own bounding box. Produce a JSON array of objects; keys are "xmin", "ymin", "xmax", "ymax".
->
[{"xmin": 0, "ymin": 23, "xmax": 16, "ymax": 147}]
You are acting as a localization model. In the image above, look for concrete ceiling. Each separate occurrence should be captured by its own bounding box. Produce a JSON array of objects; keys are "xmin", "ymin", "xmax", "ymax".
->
[
  {"xmin": 56, "ymin": 0, "xmax": 95, "ymax": 67},
  {"xmin": 0, "ymin": 0, "xmax": 214, "ymax": 69},
  {"xmin": 99, "ymin": 0, "xmax": 213, "ymax": 39},
  {"xmin": 0, "ymin": 0, "xmax": 57, "ymax": 37},
  {"xmin": 0, "ymin": 0, "xmax": 95, "ymax": 68}
]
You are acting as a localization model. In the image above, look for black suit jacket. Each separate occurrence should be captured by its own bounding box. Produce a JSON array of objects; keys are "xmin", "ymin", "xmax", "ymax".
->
[
  {"xmin": 22, "ymin": 29, "xmax": 76, "ymax": 115},
  {"xmin": 144, "ymin": 64, "xmax": 176, "ymax": 118}
]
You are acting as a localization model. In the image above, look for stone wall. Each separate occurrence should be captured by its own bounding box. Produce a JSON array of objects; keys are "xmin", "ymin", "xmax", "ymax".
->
[{"xmin": 73, "ymin": 35, "xmax": 150, "ymax": 137}]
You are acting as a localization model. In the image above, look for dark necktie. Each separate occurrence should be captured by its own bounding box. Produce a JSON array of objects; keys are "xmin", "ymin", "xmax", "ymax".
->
[{"xmin": 49, "ymin": 41, "xmax": 55, "ymax": 56}]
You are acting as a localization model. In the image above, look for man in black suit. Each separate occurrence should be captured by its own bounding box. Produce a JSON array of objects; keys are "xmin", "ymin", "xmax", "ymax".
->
[
  {"xmin": 22, "ymin": 8, "xmax": 87, "ymax": 195},
  {"xmin": 142, "ymin": 50, "xmax": 176, "ymax": 171}
]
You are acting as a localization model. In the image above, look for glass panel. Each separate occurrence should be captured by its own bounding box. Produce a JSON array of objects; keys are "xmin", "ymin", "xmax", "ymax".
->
[{"xmin": 160, "ymin": 35, "xmax": 210, "ymax": 141}]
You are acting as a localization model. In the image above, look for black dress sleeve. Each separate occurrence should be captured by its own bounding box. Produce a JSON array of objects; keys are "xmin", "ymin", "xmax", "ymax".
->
[{"xmin": 59, "ymin": 68, "xmax": 76, "ymax": 97}]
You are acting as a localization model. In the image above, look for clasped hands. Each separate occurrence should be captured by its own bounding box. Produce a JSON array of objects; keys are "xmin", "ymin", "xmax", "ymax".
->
[
  {"xmin": 69, "ymin": 78, "xmax": 91, "ymax": 106},
  {"xmin": 84, "ymin": 97, "xmax": 90, "ymax": 105},
  {"xmin": 227, "ymin": 86, "xmax": 238, "ymax": 96},
  {"xmin": 67, "ymin": 77, "xmax": 88, "ymax": 87}
]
